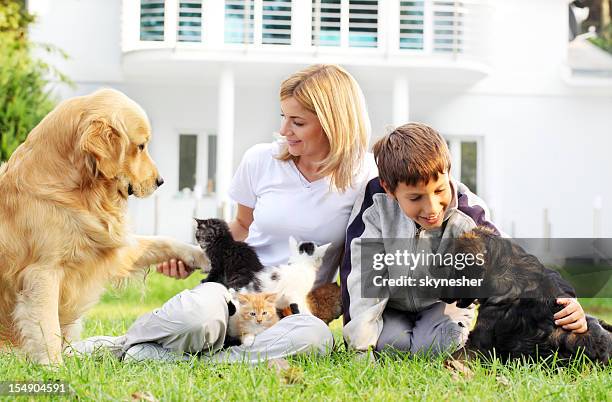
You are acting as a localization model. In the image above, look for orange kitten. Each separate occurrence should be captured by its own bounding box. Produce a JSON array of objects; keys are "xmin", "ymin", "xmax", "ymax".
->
[{"xmin": 228, "ymin": 292, "xmax": 279, "ymax": 346}]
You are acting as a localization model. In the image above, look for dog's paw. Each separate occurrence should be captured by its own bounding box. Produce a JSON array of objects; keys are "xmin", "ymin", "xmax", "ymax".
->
[
  {"xmin": 32, "ymin": 351, "xmax": 63, "ymax": 366},
  {"xmin": 445, "ymin": 359, "xmax": 474, "ymax": 380},
  {"xmin": 180, "ymin": 245, "xmax": 210, "ymax": 271},
  {"xmin": 23, "ymin": 340, "xmax": 64, "ymax": 366}
]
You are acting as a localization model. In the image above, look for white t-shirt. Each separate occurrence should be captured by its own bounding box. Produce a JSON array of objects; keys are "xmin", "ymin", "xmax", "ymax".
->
[{"xmin": 228, "ymin": 141, "xmax": 377, "ymax": 286}]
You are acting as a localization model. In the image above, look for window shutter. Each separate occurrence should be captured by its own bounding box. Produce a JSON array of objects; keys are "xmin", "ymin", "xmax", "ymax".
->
[
  {"xmin": 312, "ymin": 0, "xmax": 341, "ymax": 47},
  {"xmin": 262, "ymin": 0, "xmax": 292, "ymax": 45},
  {"xmin": 399, "ymin": 1, "xmax": 424, "ymax": 50},
  {"xmin": 225, "ymin": 0, "xmax": 255, "ymax": 44},
  {"xmin": 178, "ymin": 0, "xmax": 203, "ymax": 42},
  {"xmin": 349, "ymin": 0, "xmax": 378, "ymax": 48},
  {"xmin": 140, "ymin": 0, "xmax": 165, "ymax": 41},
  {"xmin": 432, "ymin": 0, "xmax": 465, "ymax": 53}
]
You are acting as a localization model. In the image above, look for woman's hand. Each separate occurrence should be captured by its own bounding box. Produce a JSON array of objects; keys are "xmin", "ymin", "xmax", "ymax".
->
[
  {"xmin": 554, "ymin": 298, "xmax": 588, "ymax": 333},
  {"xmin": 156, "ymin": 259, "xmax": 193, "ymax": 279}
]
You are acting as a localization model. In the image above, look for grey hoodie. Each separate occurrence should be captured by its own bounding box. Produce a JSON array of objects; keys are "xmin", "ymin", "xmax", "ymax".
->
[{"xmin": 341, "ymin": 177, "xmax": 574, "ymax": 351}]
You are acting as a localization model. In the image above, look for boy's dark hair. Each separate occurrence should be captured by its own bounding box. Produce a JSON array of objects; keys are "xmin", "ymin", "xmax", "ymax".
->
[{"xmin": 372, "ymin": 122, "xmax": 451, "ymax": 193}]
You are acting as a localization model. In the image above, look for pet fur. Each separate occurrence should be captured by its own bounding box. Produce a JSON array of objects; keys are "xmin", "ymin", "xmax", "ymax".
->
[
  {"xmin": 242, "ymin": 237, "xmax": 331, "ymax": 315},
  {"xmin": 195, "ymin": 220, "xmax": 331, "ymax": 317},
  {"xmin": 0, "ymin": 89, "xmax": 209, "ymax": 364},
  {"xmin": 444, "ymin": 227, "xmax": 612, "ymax": 365},
  {"xmin": 194, "ymin": 218, "xmax": 264, "ymax": 291},
  {"xmin": 227, "ymin": 292, "xmax": 279, "ymax": 346},
  {"xmin": 306, "ymin": 282, "xmax": 343, "ymax": 324}
]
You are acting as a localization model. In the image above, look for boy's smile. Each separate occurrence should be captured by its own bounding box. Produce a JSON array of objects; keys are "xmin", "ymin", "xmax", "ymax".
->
[{"xmin": 383, "ymin": 172, "xmax": 452, "ymax": 229}]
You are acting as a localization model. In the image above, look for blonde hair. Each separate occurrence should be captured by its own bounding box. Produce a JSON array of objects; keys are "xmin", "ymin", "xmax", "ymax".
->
[{"xmin": 278, "ymin": 64, "xmax": 370, "ymax": 192}]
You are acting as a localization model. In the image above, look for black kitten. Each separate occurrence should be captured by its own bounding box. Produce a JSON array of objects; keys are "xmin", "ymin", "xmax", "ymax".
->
[{"xmin": 194, "ymin": 218, "xmax": 262, "ymax": 291}]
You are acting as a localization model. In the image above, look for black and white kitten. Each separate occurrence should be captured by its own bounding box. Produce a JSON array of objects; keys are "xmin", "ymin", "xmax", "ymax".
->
[
  {"xmin": 195, "ymin": 218, "xmax": 331, "ymax": 315},
  {"xmin": 240, "ymin": 236, "xmax": 331, "ymax": 315},
  {"xmin": 194, "ymin": 218, "xmax": 263, "ymax": 291}
]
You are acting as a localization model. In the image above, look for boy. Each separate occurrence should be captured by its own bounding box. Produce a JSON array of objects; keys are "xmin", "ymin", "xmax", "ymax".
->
[{"xmin": 341, "ymin": 123, "xmax": 586, "ymax": 355}]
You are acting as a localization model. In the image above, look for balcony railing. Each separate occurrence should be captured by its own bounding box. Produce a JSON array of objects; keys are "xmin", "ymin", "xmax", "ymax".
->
[{"xmin": 123, "ymin": 0, "xmax": 490, "ymax": 59}]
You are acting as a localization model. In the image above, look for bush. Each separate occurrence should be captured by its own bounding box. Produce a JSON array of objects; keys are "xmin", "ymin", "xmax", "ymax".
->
[
  {"xmin": 0, "ymin": 0, "xmax": 71, "ymax": 162},
  {"xmin": 589, "ymin": 23, "xmax": 612, "ymax": 54}
]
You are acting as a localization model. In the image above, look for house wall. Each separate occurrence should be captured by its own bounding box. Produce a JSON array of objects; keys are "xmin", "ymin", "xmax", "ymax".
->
[
  {"xmin": 407, "ymin": 91, "xmax": 612, "ymax": 238},
  {"xmin": 25, "ymin": 0, "xmax": 612, "ymax": 242},
  {"xmin": 28, "ymin": 0, "xmax": 123, "ymax": 83}
]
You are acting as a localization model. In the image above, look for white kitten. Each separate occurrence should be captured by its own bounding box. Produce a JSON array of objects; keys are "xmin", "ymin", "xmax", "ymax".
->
[{"xmin": 240, "ymin": 237, "xmax": 331, "ymax": 315}]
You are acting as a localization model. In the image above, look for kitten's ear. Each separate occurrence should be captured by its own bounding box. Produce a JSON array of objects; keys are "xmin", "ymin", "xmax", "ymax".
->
[
  {"xmin": 194, "ymin": 218, "xmax": 204, "ymax": 225},
  {"xmin": 288, "ymin": 236, "xmax": 298, "ymax": 250},
  {"xmin": 262, "ymin": 292, "xmax": 277, "ymax": 303},
  {"xmin": 288, "ymin": 236, "xmax": 300, "ymax": 259},
  {"xmin": 237, "ymin": 294, "xmax": 250, "ymax": 305},
  {"xmin": 316, "ymin": 242, "xmax": 332, "ymax": 257}
]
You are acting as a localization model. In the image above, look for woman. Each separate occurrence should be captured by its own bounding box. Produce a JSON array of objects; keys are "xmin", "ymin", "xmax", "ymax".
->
[{"xmin": 71, "ymin": 64, "xmax": 377, "ymax": 362}]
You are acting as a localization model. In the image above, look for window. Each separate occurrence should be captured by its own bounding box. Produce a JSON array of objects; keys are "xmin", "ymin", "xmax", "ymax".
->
[
  {"xmin": 460, "ymin": 141, "xmax": 478, "ymax": 193},
  {"xmin": 312, "ymin": 0, "xmax": 341, "ymax": 46},
  {"xmin": 225, "ymin": 0, "xmax": 255, "ymax": 44},
  {"xmin": 178, "ymin": 0, "xmax": 203, "ymax": 42},
  {"xmin": 399, "ymin": 1, "xmax": 424, "ymax": 50},
  {"xmin": 312, "ymin": 0, "xmax": 379, "ymax": 48},
  {"xmin": 432, "ymin": 0, "xmax": 464, "ymax": 53},
  {"xmin": 140, "ymin": 0, "xmax": 165, "ymax": 41},
  {"xmin": 446, "ymin": 137, "xmax": 481, "ymax": 194},
  {"xmin": 179, "ymin": 134, "xmax": 198, "ymax": 191},
  {"xmin": 178, "ymin": 133, "xmax": 217, "ymax": 194},
  {"xmin": 349, "ymin": 0, "xmax": 378, "ymax": 48},
  {"xmin": 262, "ymin": 0, "xmax": 292, "ymax": 45}
]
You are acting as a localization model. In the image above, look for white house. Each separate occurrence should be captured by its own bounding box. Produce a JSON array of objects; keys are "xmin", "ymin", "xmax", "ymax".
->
[{"xmin": 26, "ymin": 0, "xmax": 612, "ymax": 243}]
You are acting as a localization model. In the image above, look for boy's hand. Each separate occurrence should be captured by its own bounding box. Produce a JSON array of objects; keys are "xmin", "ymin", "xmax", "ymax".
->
[{"xmin": 554, "ymin": 298, "xmax": 587, "ymax": 333}]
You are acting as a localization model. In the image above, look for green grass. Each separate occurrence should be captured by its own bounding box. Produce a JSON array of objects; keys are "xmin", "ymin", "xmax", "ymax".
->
[{"xmin": 1, "ymin": 274, "xmax": 611, "ymax": 401}]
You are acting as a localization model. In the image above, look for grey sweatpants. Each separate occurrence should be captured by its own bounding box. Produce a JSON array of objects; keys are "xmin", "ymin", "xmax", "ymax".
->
[
  {"xmin": 121, "ymin": 282, "xmax": 334, "ymax": 363},
  {"xmin": 375, "ymin": 302, "xmax": 475, "ymax": 355}
]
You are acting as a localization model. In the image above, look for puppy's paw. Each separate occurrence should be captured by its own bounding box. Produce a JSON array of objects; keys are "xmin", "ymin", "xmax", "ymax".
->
[{"xmin": 445, "ymin": 359, "xmax": 474, "ymax": 380}]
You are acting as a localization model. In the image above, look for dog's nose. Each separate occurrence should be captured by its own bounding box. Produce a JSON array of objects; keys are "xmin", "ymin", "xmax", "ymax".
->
[{"xmin": 156, "ymin": 177, "xmax": 164, "ymax": 187}]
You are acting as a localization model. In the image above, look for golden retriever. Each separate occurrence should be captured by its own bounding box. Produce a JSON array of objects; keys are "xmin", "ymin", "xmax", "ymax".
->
[{"xmin": 0, "ymin": 88, "xmax": 209, "ymax": 365}]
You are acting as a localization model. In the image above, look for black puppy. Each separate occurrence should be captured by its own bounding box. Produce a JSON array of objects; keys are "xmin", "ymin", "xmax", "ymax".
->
[{"xmin": 443, "ymin": 227, "xmax": 612, "ymax": 365}]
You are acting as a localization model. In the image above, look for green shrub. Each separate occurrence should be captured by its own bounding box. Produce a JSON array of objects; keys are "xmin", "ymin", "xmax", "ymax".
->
[
  {"xmin": 589, "ymin": 23, "xmax": 612, "ymax": 54},
  {"xmin": 0, "ymin": 0, "xmax": 71, "ymax": 162}
]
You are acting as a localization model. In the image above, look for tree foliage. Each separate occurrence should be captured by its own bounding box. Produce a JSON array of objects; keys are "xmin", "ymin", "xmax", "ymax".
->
[
  {"xmin": 0, "ymin": 0, "xmax": 71, "ymax": 161},
  {"xmin": 590, "ymin": 23, "xmax": 612, "ymax": 54}
]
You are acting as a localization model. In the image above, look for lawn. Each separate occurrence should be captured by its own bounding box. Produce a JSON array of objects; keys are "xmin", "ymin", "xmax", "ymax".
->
[{"xmin": 0, "ymin": 273, "xmax": 611, "ymax": 401}]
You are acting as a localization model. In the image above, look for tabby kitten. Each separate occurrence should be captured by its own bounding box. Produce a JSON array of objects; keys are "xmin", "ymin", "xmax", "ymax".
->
[{"xmin": 228, "ymin": 292, "xmax": 279, "ymax": 346}]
